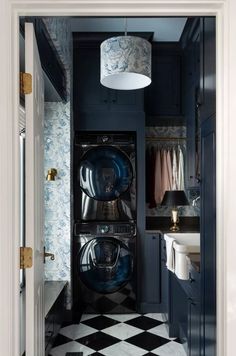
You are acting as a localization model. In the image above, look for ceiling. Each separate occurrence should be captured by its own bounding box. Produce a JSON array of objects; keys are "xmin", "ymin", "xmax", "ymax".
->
[{"xmin": 70, "ymin": 17, "xmax": 187, "ymax": 42}]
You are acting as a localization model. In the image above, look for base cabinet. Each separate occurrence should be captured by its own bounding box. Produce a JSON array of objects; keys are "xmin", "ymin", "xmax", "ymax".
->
[
  {"xmin": 168, "ymin": 270, "xmax": 201, "ymax": 356},
  {"xmin": 139, "ymin": 233, "xmax": 161, "ymax": 312},
  {"xmin": 188, "ymin": 298, "xmax": 201, "ymax": 356}
]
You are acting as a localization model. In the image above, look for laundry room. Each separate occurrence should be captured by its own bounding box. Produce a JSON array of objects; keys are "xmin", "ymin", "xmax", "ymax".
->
[{"xmin": 19, "ymin": 16, "xmax": 216, "ymax": 356}]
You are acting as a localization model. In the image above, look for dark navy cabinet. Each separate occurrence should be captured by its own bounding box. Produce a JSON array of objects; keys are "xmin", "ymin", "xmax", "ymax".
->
[
  {"xmin": 199, "ymin": 18, "xmax": 216, "ymax": 122},
  {"xmin": 182, "ymin": 19, "xmax": 201, "ymax": 188},
  {"xmin": 140, "ymin": 233, "xmax": 161, "ymax": 312},
  {"xmin": 188, "ymin": 297, "xmax": 201, "ymax": 356},
  {"xmin": 73, "ymin": 40, "xmax": 143, "ymax": 115},
  {"xmin": 200, "ymin": 115, "xmax": 216, "ymax": 356},
  {"xmin": 145, "ymin": 43, "xmax": 183, "ymax": 119},
  {"xmin": 169, "ymin": 267, "xmax": 201, "ymax": 356}
]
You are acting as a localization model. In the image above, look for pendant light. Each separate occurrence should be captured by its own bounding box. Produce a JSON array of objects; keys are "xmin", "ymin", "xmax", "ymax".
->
[{"xmin": 100, "ymin": 19, "xmax": 152, "ymax": 90}]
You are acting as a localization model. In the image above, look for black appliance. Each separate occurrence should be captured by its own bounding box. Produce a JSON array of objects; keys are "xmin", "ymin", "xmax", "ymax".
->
[
  {"xmin": 73, "ymin": 222, "xmax": 137, "ymax": 314},
  {"xmin": 73, "ymin": 132, "xmax": 136, "ymax": 222}
]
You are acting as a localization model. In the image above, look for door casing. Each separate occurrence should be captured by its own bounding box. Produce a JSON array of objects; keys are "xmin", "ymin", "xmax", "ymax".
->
[{"xmin": 0, "ymin": 1, "xmax": 234, "ymax": 355}]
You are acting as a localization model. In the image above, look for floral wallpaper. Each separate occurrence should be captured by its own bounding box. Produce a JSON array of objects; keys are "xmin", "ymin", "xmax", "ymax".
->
[
  {"xmin": 146, "ymin": 126, "xmax": 200, "ymax": 217},
  {"xmin": 43, "ymin": 17, "xmax": 72, "ymax": 308},
  {"xmin": 44, "ymin": 102, "xmax": 71, "ymax": 307}
]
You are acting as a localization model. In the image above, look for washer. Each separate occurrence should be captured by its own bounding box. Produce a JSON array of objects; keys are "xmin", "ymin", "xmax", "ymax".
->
[
  {"xmin": 73, "ymin": 222, "xmax": 137, "ymax": 314},
  {"xmin": 73, "ymin": 131, "xmax": 136, "ymax": 222}
]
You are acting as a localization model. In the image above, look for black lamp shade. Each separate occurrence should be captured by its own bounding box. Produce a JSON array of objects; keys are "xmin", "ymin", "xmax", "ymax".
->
[{"xmin": 161, "ymin": 190, "xmax": 189, "ymax": 206}]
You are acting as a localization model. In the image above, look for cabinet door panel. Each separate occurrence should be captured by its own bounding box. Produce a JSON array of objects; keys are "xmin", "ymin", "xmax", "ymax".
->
[
  {"xmin": 146, "ymin": 54, "xmax": 182, "ymax": 117},
  {"xmin": 188, "ymin": 299, "xmax": 201, "ymax": 356},
  {"xmin": 200, "ymin": 116, "xmax": 216, "ymax": 356},
  {"xmin": 142, "ymin": 234, "xmax": 161, "ymax": 304},
  {"xmin": 200, "ymin": 18, "xmax": 216, "ymax": 121},
  {"xmin": 74, "ymin": 48, "xmax": 108, "ymax": 112}
]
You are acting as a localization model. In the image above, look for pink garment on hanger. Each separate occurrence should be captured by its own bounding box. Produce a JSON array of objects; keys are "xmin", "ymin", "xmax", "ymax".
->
[{"xmin": 154, "ymin": 148, "xmax": 162, "ymax": 204}]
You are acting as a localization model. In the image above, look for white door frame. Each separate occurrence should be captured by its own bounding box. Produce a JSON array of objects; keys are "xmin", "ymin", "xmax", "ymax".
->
[{"xmin": 1, "ymin": 0, "xmax": 235, "ymax": 355}]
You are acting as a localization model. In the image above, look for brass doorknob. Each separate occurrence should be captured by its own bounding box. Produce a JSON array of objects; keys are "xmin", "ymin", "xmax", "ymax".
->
[{"xmin": 44, "ymin": 247, "xmax": 55, "ymax": 263}]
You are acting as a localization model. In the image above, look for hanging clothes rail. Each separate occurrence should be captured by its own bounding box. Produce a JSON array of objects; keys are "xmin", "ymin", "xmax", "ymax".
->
[{"xmin": 146, "ymin": 136, "xmax": 186, "ymax": 141}]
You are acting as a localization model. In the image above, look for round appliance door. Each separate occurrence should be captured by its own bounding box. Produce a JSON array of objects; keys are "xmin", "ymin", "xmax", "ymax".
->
[
  {"xmin": 79, "ymin": 146, "xmax": 133, "ymax": 201},
  {"xmin": 78, "ymin": 237, "xmax": 133, "ymax": 294}
]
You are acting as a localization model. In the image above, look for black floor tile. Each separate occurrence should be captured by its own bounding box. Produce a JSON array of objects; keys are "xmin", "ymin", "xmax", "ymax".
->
[
  {"xmin": 126, "ymin": 331, "xmax": 170, "ymax": 351},
  {"xmin": 89, "ymin": 353, "xmax": 104, "ymax": 356},
  {"xmin": 120, "ymin": 296, "xmax": 136, "ymax": 310},
  {"xmin": 174, "ymin": 337, "xmax": 182, "ymax": 344},
  {"xmin": 143, "ymin": 353, "xmax": 160, "ymax": 356},
  {"xmin": 125, "ymin": 315, "xmax": 162, "ymax": 330},
  {"xmin": 52, "ymin": 334, "xmax": 72, "ymax": 347},
  {"xmin": 65, "ymin": 353, "xmax": 83, "ymax": 356},
  {"xmin": 82, "ymin": 315, "xmax": 119, "ymax": 330},
  {"xmin": 77, "ymin": 331, "xmax": 120, "ymax": 351}
]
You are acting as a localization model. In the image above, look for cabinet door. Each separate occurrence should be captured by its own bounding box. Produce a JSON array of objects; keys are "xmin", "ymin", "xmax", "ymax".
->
[
  {"xmin": 199, "ymin": 18, "xmax": 216, "ymax": 121},
  {"xmin": 141, "ymin": 234, "xmax": 161, "ymax": 304},
  {"xmin": 109, "ymin": 89, "xmax": 144, "ymax": 112},
  {"xmin": 145, "ymin": 53, "xmax": 182, "ymax": 117},
  {"xmin": 200, "ymin": 116, "xmax": 216, "ymax": 356},
  {"xmin": 183, "ymin": 21, "xmax": 201, "ymax": 188},
  {"xmin": 74, "ymin": 47, "xmax": 109, "ymax": 113},
  {"xmin": 74, "ymin": 45, "xmax": 144, "ymax": 114},
  {"xmin": 188, "ymin": 298, "xmax": 201, "ymax": 356}
]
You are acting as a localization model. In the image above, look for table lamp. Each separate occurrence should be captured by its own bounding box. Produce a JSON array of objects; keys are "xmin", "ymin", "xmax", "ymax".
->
[{"xmin": 161, "ymin": 190, "xmax": 189, "ymax": 231}]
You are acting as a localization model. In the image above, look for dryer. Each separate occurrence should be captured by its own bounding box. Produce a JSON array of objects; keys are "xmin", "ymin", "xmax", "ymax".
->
[
  {"xmin": 73, "ymin": 222, "xmax": 137, "ymax": 314},
  {"xmin": 73, "ymin": 132, "xmax": 136, "ymax": 222}
]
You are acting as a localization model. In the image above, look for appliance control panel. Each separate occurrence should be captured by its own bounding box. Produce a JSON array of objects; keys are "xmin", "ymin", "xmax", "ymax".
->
[{"xmin": 74, "ymin": 222, "xmax": 136, "ymax": 238}]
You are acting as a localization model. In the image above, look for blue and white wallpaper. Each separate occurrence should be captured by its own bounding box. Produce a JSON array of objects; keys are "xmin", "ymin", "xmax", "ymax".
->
[
  {"xmin": 43, "ymin": 17, "xmax": 72, "ymax": 308},
  {"xmin": 44, "ymin": 102, "xmax": 71, "ymax": 306}
]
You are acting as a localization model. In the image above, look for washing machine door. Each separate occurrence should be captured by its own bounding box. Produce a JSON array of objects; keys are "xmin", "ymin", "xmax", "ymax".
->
[
  {"xmin": 78, "ymin": 237, "xmax": 133, "ymax": 294},
  {"xmin": 79, "ymin": 146, "xmax": 133, "ymax": 201}
]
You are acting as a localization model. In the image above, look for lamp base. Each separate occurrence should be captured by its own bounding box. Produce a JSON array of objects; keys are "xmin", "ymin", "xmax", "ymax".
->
[{"xmin": 169, "ymin": 224, "xmax": 180, "ymax": 232}]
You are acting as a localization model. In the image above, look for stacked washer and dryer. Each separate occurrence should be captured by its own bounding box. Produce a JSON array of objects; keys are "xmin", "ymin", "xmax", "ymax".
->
[{"xmin": 73, "ymin": 132, "xmax": 137, "ymax": 314}]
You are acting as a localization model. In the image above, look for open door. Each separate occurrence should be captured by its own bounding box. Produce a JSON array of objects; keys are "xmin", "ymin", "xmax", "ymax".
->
[{"xmin": 25, "ymin": 23, "xmax": 45, "ymax": 356}]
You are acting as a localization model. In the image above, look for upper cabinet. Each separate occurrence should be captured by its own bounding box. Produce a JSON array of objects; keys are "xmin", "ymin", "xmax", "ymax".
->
[
  {"xmin": 73, "ymin": 33, "xmax": 146, "ymax": 115},
  {"xmin": 199, "ymin": 18, "xmax": 216, "ymax": 122},
  {"xmin": 20, "ymin": 18, "xmax": 67, "ymax": 102},
  {"xmin": 182, "ymin": 19, "xmax": 201, "ymax": 188},
  {"xmin": 145, "ymin": 43, "xmax": 183, "ymax": 122}
]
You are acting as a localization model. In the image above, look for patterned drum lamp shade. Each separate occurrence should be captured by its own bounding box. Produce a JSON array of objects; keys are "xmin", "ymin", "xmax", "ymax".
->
[{"xmin": 100, "ymin": 36, "xmax": 152, "ymax": 90}]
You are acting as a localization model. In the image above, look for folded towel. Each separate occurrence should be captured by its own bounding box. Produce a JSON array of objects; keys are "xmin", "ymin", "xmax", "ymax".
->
[{"xmin": 164, "ymin": 235, "xmax": 175, "ymax": 272}]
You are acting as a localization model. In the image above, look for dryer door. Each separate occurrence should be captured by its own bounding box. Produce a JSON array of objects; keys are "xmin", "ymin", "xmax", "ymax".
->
[
  {"xmin": 79, "ymin": 146, "xmax": 133, "ymax": 201},
  {"xmin": 78, "ymin": 237, "xmax": 133, "ymax": 294}
]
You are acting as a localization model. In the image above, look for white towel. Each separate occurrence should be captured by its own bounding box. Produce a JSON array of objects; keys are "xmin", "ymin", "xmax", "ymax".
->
[
  {"xmin": 172, "ymin": 149, "xmax": 178, "ymax": 190},
  {"xmin": 164, "ymin": 235, "xmax": 175, "ymax": 272}
]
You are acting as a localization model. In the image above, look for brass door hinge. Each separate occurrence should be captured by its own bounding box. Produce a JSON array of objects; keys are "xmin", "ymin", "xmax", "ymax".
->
[
  {"xmin": 20, "ymin": 72, "xmax": 32, "ymax": 95},
  {"xmin": 20, "ymin": 247, "xmax": 33, "ymax": 269}
]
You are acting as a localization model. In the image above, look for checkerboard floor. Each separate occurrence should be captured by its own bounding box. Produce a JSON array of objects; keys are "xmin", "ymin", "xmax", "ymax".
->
[{"xmin": 49, "ymin": 313, "xmax": 186, "ymax": 356}]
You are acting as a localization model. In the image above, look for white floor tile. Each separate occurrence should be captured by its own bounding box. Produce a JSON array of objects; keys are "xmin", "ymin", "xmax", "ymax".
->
[
  {"xmin": 105, "ymin": 313, "xmax": 141, "ymax": 322},
  {"xmin": 145, "ymin": 313, "xmax": 165, "ymax": 322},
  {"xmin": 59, "ymin": 323, "xmax": 97, "ymax": 340},
  {"xmin": 80, "ymin": 313, "xmax": 100, "ymax": 321},
  {"xmin": 103, "ymin": 322, "xmax": 142, "ymax": 340},
  {"xmin": 50, "ymin": 341, "xmax": 94, "ymax": 356},
  {"xmin": 148, "ymin": 323, "xmax": 176, "ymax": 340},
  {"xmin": 152, "ymin": 341, "xmax": 187, "ymax": 356},
  {"xmin": 100, "ymin": 340, "xmax": 147, "ymax": 356}
]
